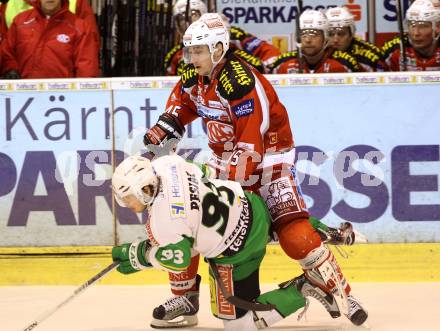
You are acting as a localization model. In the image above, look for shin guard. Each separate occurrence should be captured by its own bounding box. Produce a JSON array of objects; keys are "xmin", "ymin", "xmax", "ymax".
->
[
  {"xmin": 299, "ymin": 243, "xmax": 350, "ymax": 315},
  {"xmin": 169, "ymin": 254, "xmax": 200, "ymax": 295}
]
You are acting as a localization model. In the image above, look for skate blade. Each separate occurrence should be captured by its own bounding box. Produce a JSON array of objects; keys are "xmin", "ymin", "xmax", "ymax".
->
[
  {"xmin": 150, "ymin": 315, "xmax": 198, "ymax": 329},
  {"xmin": 353, "ymin": 230, "xmax": 368, "ymax": 244}
]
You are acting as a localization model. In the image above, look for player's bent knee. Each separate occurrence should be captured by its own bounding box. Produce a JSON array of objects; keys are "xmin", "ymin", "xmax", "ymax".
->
[{"xmin": 276, "ymin": 218, "xmax": 322, "ymax": 260}]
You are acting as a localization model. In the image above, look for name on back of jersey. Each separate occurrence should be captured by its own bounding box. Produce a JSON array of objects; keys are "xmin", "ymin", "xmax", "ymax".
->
[{"xmin": 186, "ymin": 171, "xmax": 200, "ymax": 211}]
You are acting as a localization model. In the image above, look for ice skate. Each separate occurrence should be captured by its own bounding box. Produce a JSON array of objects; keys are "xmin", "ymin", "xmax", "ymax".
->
[
  {"xmin": 279, "ymin": 274, "xmax": 341, "ymax": 319},
  {"xmin": 319, "ymin": 222, "xmax": 368, "ymax": 246},
  {"xmin": 345, "ymin": 294, "xmax": 368, "ymax": 326},
  {"xmin": 150, "ymin": 276, "xmax": 200, "ymax": 329}
]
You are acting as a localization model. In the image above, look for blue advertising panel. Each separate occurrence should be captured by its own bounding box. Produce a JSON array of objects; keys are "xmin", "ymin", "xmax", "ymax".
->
[{"xmin": 0, "ymin": 74, "xmax": 439, "ymax": 245}]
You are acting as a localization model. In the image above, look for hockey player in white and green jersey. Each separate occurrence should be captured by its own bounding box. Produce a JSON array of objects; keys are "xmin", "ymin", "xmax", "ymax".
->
[{"xmin": 111, "ymin": 154, "xmax": 343, "ymax": 330}]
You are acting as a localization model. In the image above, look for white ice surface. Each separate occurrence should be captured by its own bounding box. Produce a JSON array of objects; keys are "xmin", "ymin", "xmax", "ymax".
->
[{"xmin": 1, "ymin": 283, "xmax": 439, "ymax": 331}]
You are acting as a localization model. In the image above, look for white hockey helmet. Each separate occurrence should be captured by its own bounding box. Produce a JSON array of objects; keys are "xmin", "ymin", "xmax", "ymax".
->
[
  {"xmin": 326, "ymin": 6, "xmax": 356, "ymax": 35},
  {"xmin": 300, "ymin": 10, "xmax": 329, "ymax": 38},
  {"xmin": 406, "ymin": 0, "xmax": 440, "ymax": 23},
  {"xmin": 173, "ymin": 0, "xmax": 208, "ymax": 18},
  {"xmin": 219, "ymin": 13, "xmax": 231, "ymax": 32},
  {"xmin": 112, "ymin": 155, "xmax": 159, "ymax": 208},
  {"xmin": 183, "ymin": 13, "xmax": 230, "ymax": 63}
]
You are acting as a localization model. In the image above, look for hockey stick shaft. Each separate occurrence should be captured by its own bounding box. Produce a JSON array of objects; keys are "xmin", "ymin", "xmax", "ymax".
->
[
  {"xmin": 22, "ymin": 261, "xmax": 119, "ymax": 331},
  {"xmin": 207, "ymin": 260, "xmax": 276, "ymax": 311},
  {"xmin": 396, "ymin": 0, "xmax": 407, "ymax": 71},
  {"xmin": 295, "ymin": 0, "xmax": 304, "ymax": 73}
]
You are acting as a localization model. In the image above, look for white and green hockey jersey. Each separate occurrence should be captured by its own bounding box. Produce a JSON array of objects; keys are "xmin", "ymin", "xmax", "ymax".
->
[{"xmin": 145, "ymin": 155, "xmax": 253, "ymax": 273}]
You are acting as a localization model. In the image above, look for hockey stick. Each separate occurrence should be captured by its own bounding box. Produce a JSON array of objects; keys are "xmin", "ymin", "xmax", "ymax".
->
[
  {"xmin": 396, "ymin": 0, "xmax": 407, "ymax": 71},
  {"xmin": 207, "ymin": 260, "xmax": 276, "ymax": 311},
  {"xmin": 295, "ymin": 0, "xmax": 304, "ymax": 73},
  {"xmin": 22, "ymin": 261, "xmax": 119, "ymax": 331}
]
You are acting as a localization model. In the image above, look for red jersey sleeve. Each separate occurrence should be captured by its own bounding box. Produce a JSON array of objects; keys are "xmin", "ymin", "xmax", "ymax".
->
[{"xmin": 164, "ymin": 80, "xmax": 199, "ymax": 125}]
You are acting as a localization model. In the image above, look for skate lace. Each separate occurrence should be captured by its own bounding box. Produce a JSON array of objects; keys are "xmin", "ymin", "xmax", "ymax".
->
[
  {"xmin": 297, "ymin": 298, "xmax": 310, "ymax": 321},
  {"xmin": 304, "ymin": 287, "xmax": 333, "ymax": 312},
  {"xmin": 298, "ymin": 284, "xmax": 335, "ymax": 321},
  {"xmin": 163, "ymin": 296, "xmax": 193, "ymax": 315}
]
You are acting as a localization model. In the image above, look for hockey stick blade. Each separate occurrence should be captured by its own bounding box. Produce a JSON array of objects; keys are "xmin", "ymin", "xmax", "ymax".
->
[
  {"xmin": 207, "ymin": 260, "xmax": 276, "ymax": 311},
  {"xmin": 22, "ymin": 261, "xmax": 119, "ymax": 331}
]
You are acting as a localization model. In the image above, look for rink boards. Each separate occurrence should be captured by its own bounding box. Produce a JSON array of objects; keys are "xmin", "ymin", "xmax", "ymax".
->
[
  {"xmin": 1, "ymin": 243, "xmax": 439, "ymax": 285},
  {"xmin": 0, "ymin": 72, "xmax": 439, "ymax": 248}
]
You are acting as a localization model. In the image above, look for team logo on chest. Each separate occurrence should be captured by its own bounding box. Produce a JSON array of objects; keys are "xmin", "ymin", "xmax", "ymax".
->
[{"xmin": 207, "ymin": 121, "xmax": 234, "ymax": 143}]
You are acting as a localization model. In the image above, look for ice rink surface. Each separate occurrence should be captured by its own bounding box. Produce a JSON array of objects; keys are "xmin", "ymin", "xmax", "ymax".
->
[{"xmin": 2, "ymin": 283, "xmax": 440, "ymax": 331}]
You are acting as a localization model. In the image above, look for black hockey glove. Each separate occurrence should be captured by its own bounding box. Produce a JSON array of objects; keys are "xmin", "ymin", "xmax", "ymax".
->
[{"xmin": 143, "ymin": 113, "xmax": 185, "ymax": 156}]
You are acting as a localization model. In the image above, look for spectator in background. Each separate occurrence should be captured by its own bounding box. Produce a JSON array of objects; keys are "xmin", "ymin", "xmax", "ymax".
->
[
  {"xmin": 326, "ymin": 6, "xmax": 385, "ymax": 72},
  {"xmin": 382, "ymin": 0, "xmax": 440, "ymax": 71},
  {"xmin": 164, "ymin": 0, "xmax": 208, "ymax": 76},
  {"xmin": 228, "ymin": 22, "xmax": 281, "ymax": 71},
  {"xmin": 0, "ymin": 0, "xmax": 99, "ymax": 51},
  {"xmin": 163, "ymin": 0, "xmax": 279, "ymax": 75},
  {"xmin": 271, "ymin": 10, "xmax": 360, "ymax": 74},
  {"xmin": 1, "ymin": 0, "xmax": 99, "ymax": 78}
]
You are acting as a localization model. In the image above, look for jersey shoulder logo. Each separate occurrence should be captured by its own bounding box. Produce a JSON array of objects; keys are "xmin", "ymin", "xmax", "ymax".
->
[
  {"xmin": 270, "ymin": 51, "xmax": 298, "ymax": 71},
  {"xmin": 233, "ymin": 49, "xmax": 264, "ymax": 73},
  {"xmin": 332, "ymin": 50, "xmax": 360, "ymax": 72},
  {"xmin": 230, "ymin": 25, "xmax": 248, "ymax": 41},
  {"xmin": 216, "ymin": 58, "xmax": 255, "ymax": 100},
  {"xmin": 382, "ymin": 35, "xmax": 409, "ymax": 56},
  {"xmin": 350, "ymin": 38, "xmax": 383, "ymax": 65},
  {"xmin": 180, "ymin": 64, "xmax": 198, "ymax": 88},
  {"xmin": 163, "ymin": 43, "xmax": 183, "ymax": 70}
]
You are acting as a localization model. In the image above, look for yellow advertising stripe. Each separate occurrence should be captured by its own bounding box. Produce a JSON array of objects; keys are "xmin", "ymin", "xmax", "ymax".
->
[{"xmin": 0, "ymin": 243, "xmax": 439, "ymax": 285}]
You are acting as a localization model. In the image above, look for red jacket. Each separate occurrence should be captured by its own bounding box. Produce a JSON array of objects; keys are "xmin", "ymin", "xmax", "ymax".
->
[
  {"xmin": 165, "ymin": 50, "xmax": 294, "ymax": 186},
  {"xmin": 0, "ymin": 0, "xmax": 99, "ymax": 48},
  {"xmin": 2, "ymin": 0, "xmax": 99, "ymax": 78}
]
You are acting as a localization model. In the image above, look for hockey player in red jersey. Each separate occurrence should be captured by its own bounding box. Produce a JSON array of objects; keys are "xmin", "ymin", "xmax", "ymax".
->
[
  {"xmin": 271, "ymin": 10, "xmax": 360, "ymax": 74},
  {"xmin": 144, "ymin": 12, "xmax": 367, "ymax": 329},
  {"xmin": 164, "ymin": 0, "xmax": 277, "ymax": 75},
  {"xmin": 326, "ymin": 6, "xmax": 385, "ymax": 72},
  {"xmin": 228, "ymin": 24, "xmax": 281, "ymax": 71},
  {"xmin": 382, "ymin": 0, "xmax": 440, "ymax": 71},
  {"xmin": 163, "ymin": 0, "xmax": 208, "ymax": 76}
]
